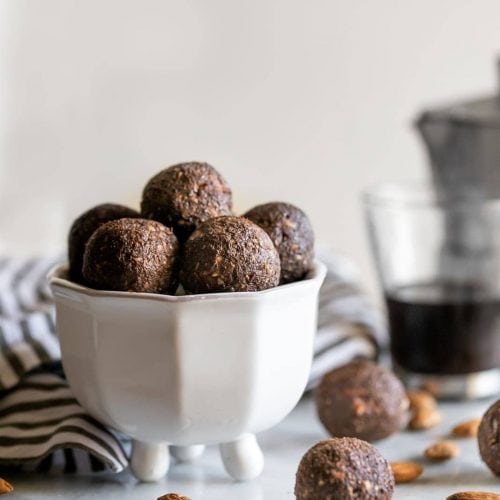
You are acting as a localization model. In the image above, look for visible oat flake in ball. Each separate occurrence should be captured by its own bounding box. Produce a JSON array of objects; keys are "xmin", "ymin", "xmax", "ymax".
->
[
  {"xmin": 141, "ymin": 162, "xmax": 233, "ymax": 241},
  {"xmin": 82, "ymin": 218, "xmax": 180, "ymax": 294},
  {"xmin": 180, "ymin": 216, "xmax": 280, "ymax": 293},
  {"xmin": 244, "ymin": 202, "xmax": 314, "ymax": 283},
  {"xmin": 294, "ymin": 438, "xmax": 394, "ymax": 500}
]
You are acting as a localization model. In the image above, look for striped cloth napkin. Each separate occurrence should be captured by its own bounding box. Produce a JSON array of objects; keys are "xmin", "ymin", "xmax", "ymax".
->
[
  {"xmin": 0, "ymin": 251, "xmax": 385, "ymax": 474},
  {"xmin": 308, "ymin": 248, "xmax": 385, "ymax": 390}
]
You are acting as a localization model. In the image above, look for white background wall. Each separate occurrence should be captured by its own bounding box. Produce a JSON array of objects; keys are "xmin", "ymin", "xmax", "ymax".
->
[{"xmin": 1, "ymin": 0, "xmax": 500, "ymax": 296}]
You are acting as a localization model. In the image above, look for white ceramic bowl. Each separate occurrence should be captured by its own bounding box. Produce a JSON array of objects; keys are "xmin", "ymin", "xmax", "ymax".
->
[{"xmin": 48, "ymin": 261, "xmax": 326, "ymax": 481}]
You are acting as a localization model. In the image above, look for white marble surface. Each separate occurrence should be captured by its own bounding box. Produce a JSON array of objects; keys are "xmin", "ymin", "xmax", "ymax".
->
[{"xmin": 2, "ymin": 396, "xmax": 500, "ymax": 499}]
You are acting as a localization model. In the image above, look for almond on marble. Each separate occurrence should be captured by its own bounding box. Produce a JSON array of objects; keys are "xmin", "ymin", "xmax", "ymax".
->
[
  {"xmin": 390, "ymin": 462, "xmax": 423, "ymax": 483},
  {"xmin": 424, "ymin": 440, "xmax": 460, "ymax": 461},
  {"xmin": 452, "ymin": 418, "xmax": 481, "ymax": 438},
  {"xmin": 447, "ymin": 492, "xmax": 500, "ymax": 500}
]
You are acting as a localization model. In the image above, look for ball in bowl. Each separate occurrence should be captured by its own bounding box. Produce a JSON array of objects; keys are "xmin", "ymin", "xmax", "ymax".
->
[
  {"xmin": 180, "ymin": 216, "xmax": 280, "ymax": 294},
  {"xmin": 244, "ymin": 202, "xmax": 314, "ymax": 284},
  {"xmin": 82, "ymin": 218, "xmax": 180, "ymax": 294},
  {"xmin": 141, "ymin": 162, "xmax": 233, "ymax": 241},
  {"xmin": 68, "ymin": 203, "xmax": 140, "ymax": 282}
]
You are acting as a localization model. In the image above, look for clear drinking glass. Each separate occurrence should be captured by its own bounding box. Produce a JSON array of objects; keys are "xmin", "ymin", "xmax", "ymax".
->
[{"xmin": 363, "ymin": 181, "xmax": 500, "ymax": 399}]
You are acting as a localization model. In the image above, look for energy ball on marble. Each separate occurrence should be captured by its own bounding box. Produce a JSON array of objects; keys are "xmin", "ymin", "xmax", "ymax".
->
[
  {"xmin": 82, "ymin": 218, "xmax": 180, "ymax": 294},
  {"xmin": 68, "ymin": 203, "xmax": 140, "ymax": 282},
  {"xmin": 180, "ymin": 216, "xmax": 280, "ymax": 293},
  {"xmin": 295, "ymin": 438, "xmax": 394, "ymax": 500},
  {"xmin": 141, "ymin": 162, "xmax": 233, "ymax": 241},
  {"xmin": 478, "ymin": 399, "xmax": 500, "ymax": 476},
  {"xmin": 157, "ymin": 495, "xmax": 191, "ymax": 500},
  {"xmin": 315, "ymin": 360, "xmax": 409, "ymax": 442},
  {"xmin": 244, "ymin": 202, "xmax": 314, "ymax": 284}
]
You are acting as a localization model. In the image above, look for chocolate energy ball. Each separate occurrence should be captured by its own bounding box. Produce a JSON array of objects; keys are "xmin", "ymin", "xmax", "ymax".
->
[
  {"xmin": 157, "ymin": 495, "xmax": 190, "ymax": 500},
  {"xmin": 180, "ymin": 216, "xmax": 280, "ymax": 293},
  {"xmin": 141, "ymin": 162, "xmax": 233, "ymax": 241},
  {"xmin": 244, "ymin": 202, "xmax": 314, "ymax": 284},
  {"xmin": 68, "ymin": 203, "xmax": 140, "ymax": 282},
  {"xmin": 295, "ymin": 438, "xmax": 394, "ymax": 500},
  {"xmin": 82, "ymin": 218, "xmax": 180, "ymax": 294},
  {"xmin": 478, "ymin": 399, "xmax": 500, "ymax": 476},
  {"xmin": 315, "ymin": 360, "xmax": 409, "ymax": 442}
]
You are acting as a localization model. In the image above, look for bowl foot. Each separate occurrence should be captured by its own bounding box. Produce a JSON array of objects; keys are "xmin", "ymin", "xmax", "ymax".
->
[
  {"xmin": 170, "ymin": 444, "xmax": 205, "ymax": 463},
  {"xmin": 219, "ymin": 433, "xmax": 264, "ymax": 481},
  {"xmin": 130, "ymin": 440, "xmax": 169, "ymax": 482}
]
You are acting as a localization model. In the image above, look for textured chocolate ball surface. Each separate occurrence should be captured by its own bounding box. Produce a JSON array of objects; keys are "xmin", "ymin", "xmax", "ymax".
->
[
  {"xmin": 68, "ymin": 203, "xmax": 140, "ymax": 282},
  {"xmin": 295, "ymin": 438, "xmax": 394, "ymax": 500},
  {"xmin": 315, "ymin": 360, "xmax": 409, "ymax": 442},
  {"xmin": 478, "ymin": 399, "xmax": 500, "ymax": 476},
  {"xmin": 141, "ymin": 162, "xmax": 233, "ymax": 241},
  {"xmin": 244, "ymin": 202, "xmax": 314, "ymax": 284},
  {"xmin": 180, "ymin": 216, "xmax": 280, "ymax": 293},
  {"xmin": 82, "ymin": 218, "xmax": 180, "ymax": 293}
]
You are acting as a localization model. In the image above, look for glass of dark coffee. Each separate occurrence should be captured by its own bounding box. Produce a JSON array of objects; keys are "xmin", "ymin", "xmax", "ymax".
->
[{"xmin": 364, "ymin": 181, "xmax": 500, "ymax": 399}]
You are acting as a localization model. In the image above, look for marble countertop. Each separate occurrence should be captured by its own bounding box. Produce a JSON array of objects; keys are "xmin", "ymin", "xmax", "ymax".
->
[{"xmin": 3, "ymin": 396, "xmax": 499, "ymax": 499}]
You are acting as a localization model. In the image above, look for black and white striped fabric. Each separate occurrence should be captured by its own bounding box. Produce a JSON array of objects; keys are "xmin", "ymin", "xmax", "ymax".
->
[
  {"xmin": 0, "ymin": 252, "xmax": 385, "ymax": 474},
  {"xmin": 0, "ymin": 373, "xmax": 127, "ymax": 473},
  {"xmin": 307, "ymin": 248, "xmax": 386, "ymax": 390},
  {"xmin": 0, "ymin": 256, "xmax": 128, "ymax": 474},
  {"xmin": 0, "ymin": 256, "xmax": 59, "ymax": 390}
]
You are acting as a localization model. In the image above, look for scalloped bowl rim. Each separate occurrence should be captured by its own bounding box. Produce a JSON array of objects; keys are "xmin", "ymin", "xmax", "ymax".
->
[{"xmin": 48, "ymin": 260, "xmax": 327, "ymax": 303}]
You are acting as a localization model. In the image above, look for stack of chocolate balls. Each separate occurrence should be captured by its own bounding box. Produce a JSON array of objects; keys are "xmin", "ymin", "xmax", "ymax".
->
[
  {"xmin": 293, "ymin": 360, "xmax": 410, "ymax": 499},
  {"xmin": 67, "ymin": 162, "xmax": 315, "ymax": 294}
]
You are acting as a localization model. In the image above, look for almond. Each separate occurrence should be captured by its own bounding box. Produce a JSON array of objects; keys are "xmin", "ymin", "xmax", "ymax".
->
[
  {"xmin": 409, "ymin": 408, "xmax": 442, "ymax": 430},
  {"xmin": 425, "ymin": 440, "xmax": 460, "ymax": 460},
  {"xmin": 390, "ymin": 462, "xmax": 423, "ymax": 483},
  {"xmin": 447, "ymin": 492, "xmax": 500, "ymax": 500},
  {"xmin": 452, "ymin": 418, "xmax": 481, "ymax": 438},
  {"xmin": 407, "ymin": 389, "xmax": 437, "ymax": 412},
  {"xmin": 0, "ymin": 478, "xmax": 13, "ymax": 495}
]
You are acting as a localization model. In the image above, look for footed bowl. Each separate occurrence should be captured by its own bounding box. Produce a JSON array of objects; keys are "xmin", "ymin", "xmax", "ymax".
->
[{"xmin": 48, "ymin": 261, "xmax": 326, "ymax": 481}]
